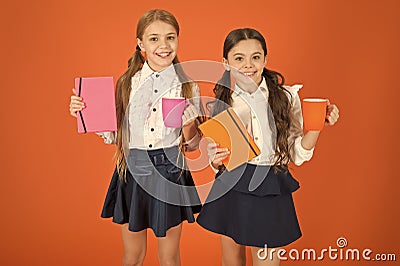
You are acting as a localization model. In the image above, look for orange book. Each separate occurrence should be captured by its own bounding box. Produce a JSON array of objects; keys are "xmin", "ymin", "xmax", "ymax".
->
[{"xmin": 198, "ymin": 107, "xmax": 261, "ymax": 171}]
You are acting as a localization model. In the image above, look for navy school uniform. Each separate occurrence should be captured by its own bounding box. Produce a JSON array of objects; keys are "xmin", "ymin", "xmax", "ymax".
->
[
  {"xmin": 98, "ymin": 62, "xmax": 202, "ymax": 237},
  {"xmin": 197, "ymin": 79, "xmax": 314, "ymax": 247}
]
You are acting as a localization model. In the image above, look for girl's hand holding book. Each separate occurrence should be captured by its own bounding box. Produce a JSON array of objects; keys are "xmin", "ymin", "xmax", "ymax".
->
[
  {"xmin": 207, "ymin": 142, "xmax": 230, "ymax": 169},
  {"xmin": 69, "ymin": 88, "xmax": 85, "ymax": 117}
]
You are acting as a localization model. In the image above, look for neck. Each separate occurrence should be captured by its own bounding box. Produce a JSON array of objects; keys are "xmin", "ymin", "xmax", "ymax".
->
[
  {"xmin": 236, "ymin": 77, "xmax": 262, "ymax": 94},
  {"xmin": 147, "ymin": 61, "xmax": 173, "ymax": 72}
]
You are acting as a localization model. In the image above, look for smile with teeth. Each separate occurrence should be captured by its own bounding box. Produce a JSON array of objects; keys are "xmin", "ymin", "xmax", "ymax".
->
[
  {"xmin": 156, "ymin": 52, "xmax": 172, "ymax": 58},
  {"xmin": 241, "ymin": 70, "xmax": 257, "ymax": 77}
]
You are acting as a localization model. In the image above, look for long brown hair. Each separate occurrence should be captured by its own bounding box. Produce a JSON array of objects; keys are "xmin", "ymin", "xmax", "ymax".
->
[
  {"xmin": 114, "ymin": 9, "xmax": 196, "ymax": 178},
  {"xmin": 212, "ymin": 28, "xmax": 294, "ymax": 168}
]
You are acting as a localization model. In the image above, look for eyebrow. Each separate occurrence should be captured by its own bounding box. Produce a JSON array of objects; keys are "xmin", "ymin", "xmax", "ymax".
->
[
  {"xmin": 147, "ymin": 32, "xmax": 177, "ymax": 36},
  {"xmin": 232, "ymin": 51, "xmax": 262, "ymax": 56}
]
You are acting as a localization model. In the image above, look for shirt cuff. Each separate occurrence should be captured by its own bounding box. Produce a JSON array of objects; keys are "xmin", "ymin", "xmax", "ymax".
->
[
  {"xmin": 292, "ymin": 136, "xmax": 314, "ymax": 165},
  {"xmin": 183, "ymin": 131, "xmax": 201, "ymax": 151},
  {"xmin": 209, "ymin": 162, "xmax": 220, "ymax": 174},
  {"xmin": 96, "ymin": 131, "xmax": 116, "ymax": 144}
]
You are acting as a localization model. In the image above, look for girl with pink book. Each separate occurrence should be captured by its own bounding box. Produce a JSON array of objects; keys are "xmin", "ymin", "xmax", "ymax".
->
[{"xmin": 69, "ymin": 9, "xmax": 203, "ymax": 266}]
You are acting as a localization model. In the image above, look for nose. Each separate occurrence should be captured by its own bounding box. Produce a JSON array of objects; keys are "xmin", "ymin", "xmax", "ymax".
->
[
  {"xmin": 243, "ymin": 57, "xmax": 253, "ymax": 68},
  {"xmin": 159, "ymin": 37, "xmax": 168, "ymax": 48}
]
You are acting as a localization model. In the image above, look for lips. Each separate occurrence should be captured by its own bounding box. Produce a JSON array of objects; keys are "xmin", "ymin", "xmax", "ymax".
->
[
  {"xmin": 241, "ymin": 70, "xmax": 257, "ymax": 77},
  {"xmin": 156, "ymin": 52, "xmax": 172, "ymax": 58}
]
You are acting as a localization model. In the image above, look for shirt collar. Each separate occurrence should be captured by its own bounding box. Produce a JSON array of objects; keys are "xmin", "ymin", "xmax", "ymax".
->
[{"xmin": 139, "ymin": 61, "xmax": 177, "ymax": 86}]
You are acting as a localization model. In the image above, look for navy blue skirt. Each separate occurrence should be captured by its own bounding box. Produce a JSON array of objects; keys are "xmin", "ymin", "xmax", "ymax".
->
[
  {"xmin": 101, "ymin": 146, "xmax": 202, "ymax": 237},
  {"xmin": 196, "ymin": 163, "xmax": 301, "ymax": 248}
]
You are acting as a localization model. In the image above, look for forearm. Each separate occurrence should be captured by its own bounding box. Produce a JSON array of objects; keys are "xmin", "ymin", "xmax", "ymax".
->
[
  {"xmin": 301, "ymin": 130, "xmax": 320, "ymax": 150},
  {"xmin": 96, "ymin": 131, "xmax": 117, "ymax": 144},
  {"xmin": 182, "ymin": 122, "xmax": 197, "ymax": 141},
  {"xmin": 182, "ymin": 120, "xmax": 201, "ymax": 151}
]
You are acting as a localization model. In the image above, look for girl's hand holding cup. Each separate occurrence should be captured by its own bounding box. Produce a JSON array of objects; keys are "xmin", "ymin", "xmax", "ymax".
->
[
  {"xmin": 302, "ymin": 98, "xmax": 339, "ymax": 131},
  {"xmin": 161, "ymin": 97, "xmax": 200, "ymax": 128},
  {"xmin": 182, "ymin": 103, "xmax": 199, "ymax": 127},
  {"xmin": 325, "ymin": 100, "xmax": 339, "ymax": 126}
]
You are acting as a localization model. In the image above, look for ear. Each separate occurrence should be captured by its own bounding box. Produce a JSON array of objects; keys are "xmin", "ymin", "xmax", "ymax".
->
[
  {"xmin": 263, "ymin": 55, "xmax": 267, "ymax": 66},
  {"xmin": 137, "ymin": 38, "xmax": 145, "ymax": 52},
  {"xmin": 222, "ymin": 58, "xmax": 230, "ymax": 71}
]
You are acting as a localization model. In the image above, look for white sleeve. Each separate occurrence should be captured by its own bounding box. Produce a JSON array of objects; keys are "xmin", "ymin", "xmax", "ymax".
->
[
  {"xmin": 284, "ymin": 84, "xmax": 314, "ymax": 166},
  {"xmin": 210, "ymin": 162, "xmax": 219, "ymax": 174},
  {"xmin": 96, "ymin": 131, "xmax": 117, "ymax": 144},
  {"xmin": 182, "ymin": 83, "xmax": 203, "ymax": 151},
  {"xmin": 191, "ymin": 82, "xmax": 201, "ymax": 110}
]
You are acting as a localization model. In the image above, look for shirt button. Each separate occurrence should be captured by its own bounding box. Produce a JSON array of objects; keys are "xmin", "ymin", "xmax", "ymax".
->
[
  {"xmin": 150, "ymin": 128, "xmax": 154, "ymax": 132},
  {"xmin": 255, "ymin": 137, "xmax": 258, "ymax": 140},
  {"xmin": 155, "ymin": 74, "xmax": 160, "ymax": 78},
  {"xmin": 153, "ymin": 108, "xmax": 157, "ymax": 112},
  {"xmin": 149, "ymin": 144, "xmax": 153, "ymax": 148},
  {"xmin": 253, "ymin": 115, "xmax": 256, "ymax": 119},
  {"xmin": 154, "ymin": 89, "xmax": 158, "ymax": 93}
]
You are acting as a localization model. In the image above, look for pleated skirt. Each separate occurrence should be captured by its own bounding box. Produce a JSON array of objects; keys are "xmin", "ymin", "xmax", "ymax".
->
[
  {"xmin": 101, "ymin": 146, "xmax": 202, "ymax": 237},
  {"xmin": 197, "ymin": 163, "xmax": 302, "ymax": 248}
]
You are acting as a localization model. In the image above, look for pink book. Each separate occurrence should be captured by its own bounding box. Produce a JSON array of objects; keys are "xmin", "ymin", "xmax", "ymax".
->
[{"xmin": 74, "ymin": 77, "xmax": 117, "ymax": 133}]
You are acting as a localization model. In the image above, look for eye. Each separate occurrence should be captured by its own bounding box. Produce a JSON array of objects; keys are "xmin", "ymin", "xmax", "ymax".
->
[
  {"xmin": 150, "ymin": 37, "xmax": 158, "ymax": 41},
  {"xmin": 167, "ymin": 35, "xmax": 176, "ymax": 40},
  {"xmin": 235, "ymin": 57, "xmax": 243, "ymax": 62},
  {"xmin": 253, "ymin": 55, "xmax": 261, "ymax": 60}
]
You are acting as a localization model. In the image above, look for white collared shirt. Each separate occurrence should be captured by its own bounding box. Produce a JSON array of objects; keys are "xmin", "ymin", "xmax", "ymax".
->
[
  {"xmin": 231, "ymin": 77, "xmax": 313, "ymax": 166},
  {"xmin": 98, "ymin": 62, "xmax": 200, "ymax": 150}
]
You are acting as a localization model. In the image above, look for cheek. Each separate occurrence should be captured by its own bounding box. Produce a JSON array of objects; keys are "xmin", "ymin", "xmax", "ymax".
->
[
  {"xmin": 256, "ymin": 62, "xmax": 265, "ymax": 71},
  {"xmin": 227, "ymin": 61, "xmax": 242, "ymax": 70},
  {"xmin": 171, "ymin": 41, "xmax": 179, "ymax": 51},
  {"xmin": 141, "ymin": 42, "xmax": 154, "ymax": 52}
]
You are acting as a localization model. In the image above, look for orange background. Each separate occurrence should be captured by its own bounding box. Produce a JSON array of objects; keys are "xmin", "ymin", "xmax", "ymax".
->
[{"xmin": 1, "ymin": 0, "xmax": 400, "ymax": 265}]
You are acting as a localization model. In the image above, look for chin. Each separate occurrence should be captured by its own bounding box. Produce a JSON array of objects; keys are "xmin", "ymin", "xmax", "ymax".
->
[
  {"xmin": 160, "ymin": 61, "xmax": 174, "ymax": 68},
  {"xmin": 252, "ymin": 75, "xmax": 263, "ymax": 85}
]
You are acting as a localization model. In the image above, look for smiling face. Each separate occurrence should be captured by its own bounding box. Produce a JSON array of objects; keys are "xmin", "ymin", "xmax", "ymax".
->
[
  {"xmin": 137, "ymin": 20, "xmax": 178, "ymax": 72},
  {"xmin": 224, "ymin": 39, "xmax": 266, "ymax": 87}
]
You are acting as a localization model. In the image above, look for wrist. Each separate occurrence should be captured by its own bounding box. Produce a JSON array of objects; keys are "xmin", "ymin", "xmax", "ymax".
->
[
  {"xmin": 305, "ymin": 130, "xmax": 320, "ymax": 134},
  {"xmin": 211, "ymin": 162, "xmax": 218, "ymax": 169},
  {"xmin": 182, "ymin": 118, "xmax": 196, "ymax": 129},
  {"xmin": 210, "ymin": 162, "xmax": 222, "ymax": 173}
]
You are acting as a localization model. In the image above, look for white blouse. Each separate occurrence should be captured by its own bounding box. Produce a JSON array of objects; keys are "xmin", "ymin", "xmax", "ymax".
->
[
  {"xmin": 98, "ymin": 62, "xmax": 200, "ymax": 150},
  {"xmin": 231, "ymin": 77, "xmax": 313, "ymax": 166}
]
